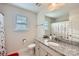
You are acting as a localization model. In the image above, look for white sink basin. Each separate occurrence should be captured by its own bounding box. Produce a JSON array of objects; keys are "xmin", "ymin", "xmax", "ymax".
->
[
  {"xmin": 44, "ymin": 39, "xmax": 59, "ymax": 46},
  {"xmin": 48, "ymin": 42, "xmax": 59, "ymax": 46}
]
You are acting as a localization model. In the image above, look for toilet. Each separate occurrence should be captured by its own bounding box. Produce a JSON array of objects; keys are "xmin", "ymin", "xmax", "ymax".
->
[
  {"xmin": 20, "ymin": 43, "xmax": 36, "ymax": 56},
  {"xmin": 7, "ymin": 43, "xmax": 36, "ymax": 56}
]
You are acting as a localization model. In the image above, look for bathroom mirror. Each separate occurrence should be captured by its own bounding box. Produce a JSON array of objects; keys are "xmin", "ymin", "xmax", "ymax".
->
[
  {"xmin": 44, "ymin": 9, "xmax": 69, "ymax": 36},
  {"xmin": 43, "ymin": 4, "xmax": 79, "ymax": 46},
  {"xmin": 15, "ymin": 14, "xmax": 29, "ymax": 32}
]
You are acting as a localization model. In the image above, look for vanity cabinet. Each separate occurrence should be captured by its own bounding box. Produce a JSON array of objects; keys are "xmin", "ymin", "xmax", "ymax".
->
[
  {"xmin": 35, "ymin": 40, "xmax": 63, "ymax": 56},
  {"xmin": 35, "ymin": 41, "xmax": 40, "ymax": 56},
  {"xmin": 35, "ymin": 40, "xmax": 48, "ymax": 56},
  {"xmin": 39, "ymin": 47, "xmax": 48, "ymax": 56}
]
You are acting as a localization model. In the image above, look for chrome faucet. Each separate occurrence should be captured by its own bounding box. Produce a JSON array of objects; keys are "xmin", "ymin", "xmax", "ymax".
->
[{"xmin": 52, "ymin": 34, "xmax": 56, "ymax": 40}]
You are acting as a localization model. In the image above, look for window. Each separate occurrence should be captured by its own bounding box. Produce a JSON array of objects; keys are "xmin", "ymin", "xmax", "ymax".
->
[{"xmin": 15, "ymin": 14, "xmax": 29, "ymax": 31}]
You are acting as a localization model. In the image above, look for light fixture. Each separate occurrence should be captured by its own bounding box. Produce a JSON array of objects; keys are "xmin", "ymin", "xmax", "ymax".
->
[
  {"xmin": 34, "ymin": 3, "xmax": 41, "ymax": 7},
  {"xmin": 48, "ymin": 3, "xmax": 64, "ymax": 11}
]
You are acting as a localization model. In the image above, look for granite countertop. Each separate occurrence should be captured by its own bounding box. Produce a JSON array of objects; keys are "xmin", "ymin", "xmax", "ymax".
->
[{"xmin": 36, "ymin": 38, "xmax": 79, "ymax": 56}]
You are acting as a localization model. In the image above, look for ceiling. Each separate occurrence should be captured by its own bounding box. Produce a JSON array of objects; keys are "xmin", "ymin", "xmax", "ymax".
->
[
  {"xmin": 9, "ymin": 3, "xmax": 79, "ymax": 18},
  {"xmin": 45, "ymin": 3, "xmax": 79, "ymax": 18},
  {"xmin": 45, "ymin": 9, "xmax": 68, "ymax": 18},
  {"xmin": 10, "ymin": 3, "xmax": 48, "ymax": 13}
]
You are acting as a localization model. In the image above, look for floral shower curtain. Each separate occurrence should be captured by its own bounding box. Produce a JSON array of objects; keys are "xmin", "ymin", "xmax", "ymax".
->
[{"xmin": 0, "ymin": 13, "xmax": 6, "ymax": 56}]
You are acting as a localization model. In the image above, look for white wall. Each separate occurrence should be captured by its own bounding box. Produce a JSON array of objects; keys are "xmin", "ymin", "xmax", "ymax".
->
[
  {"xmin": 69, "ymin": 8, "xmax": 79, "ymax": 42},
  {"xmin": 37, "ymin": 11, "xmax": 46, "ymax": 38},
  {"xmin": 0, "ymin": 4, "xmax": 37, "ymax": 53}
]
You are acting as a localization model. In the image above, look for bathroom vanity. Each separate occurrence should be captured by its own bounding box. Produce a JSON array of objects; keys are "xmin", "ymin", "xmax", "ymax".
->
[
  {"xmin": 35, "ymin": 39, "xmax": 64, "ymax": 56},
  {"xmin": 35, "ymin": 38, "xmax": 79, "ymax": 56}
]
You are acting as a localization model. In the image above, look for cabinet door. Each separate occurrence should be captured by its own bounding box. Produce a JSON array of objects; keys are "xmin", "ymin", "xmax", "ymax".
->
[
  {"xmin": 39, "ymin": 47, "xmax": 48, "ymax": 56},
  {"xmin": 35, "ymin": 46, "xmax": 40, "ymax": 56},
  {"xmin": 48, "ymin": 53, "xmax": 52, "ymax": 56},
  {"xmin": 39, "ymin": 42, "xmax": 63, "ymax": 56},
  {"xmin": 35, "ymin": 41, "xmax": 40, "ymax": 56}
]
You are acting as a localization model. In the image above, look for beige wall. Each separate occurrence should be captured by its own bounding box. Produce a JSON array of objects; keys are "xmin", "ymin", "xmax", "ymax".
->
[
  {"xmin": 0, "ymin": 4, "xmax": 37, "ymax": 53},
  {"xmin": 45, "ymin": 16, "xmax": 52, "ymax": 36},
  {"xmin": 37, "ymin": 11, "xmax": 46, "ymax": 38},
  {"xmin": 68, "ymin": 8, "xmax": 79, "ymax": 42}
]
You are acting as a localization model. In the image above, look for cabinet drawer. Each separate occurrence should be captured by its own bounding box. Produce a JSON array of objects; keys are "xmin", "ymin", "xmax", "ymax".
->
[{"xmin": 39, "ymin": 42, "xmax": 63, "ymax": 56}]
